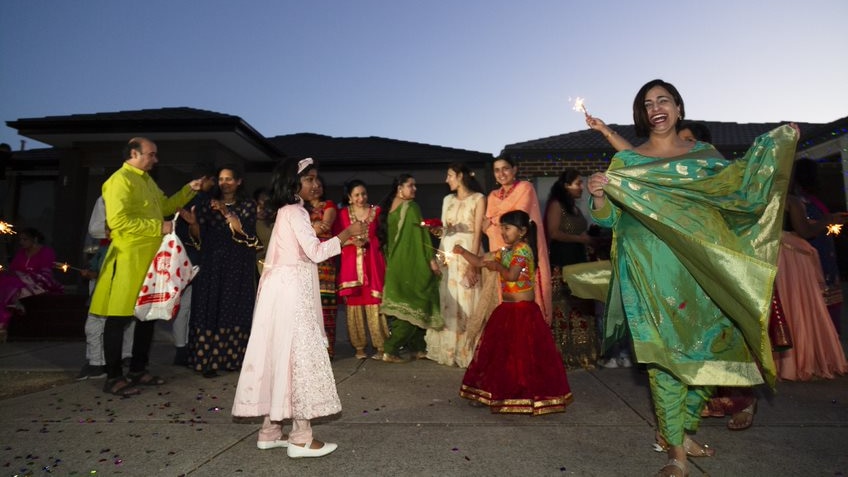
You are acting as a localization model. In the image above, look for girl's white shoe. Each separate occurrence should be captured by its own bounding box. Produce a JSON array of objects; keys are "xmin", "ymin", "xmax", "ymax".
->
[{"xmin": 286, "ymin": 440, "xmax": 338, "ymax": 458}]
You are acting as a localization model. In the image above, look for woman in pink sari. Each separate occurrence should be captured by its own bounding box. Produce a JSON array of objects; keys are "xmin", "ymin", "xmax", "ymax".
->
[
  {"xmin": 772, "ymin": 183, "xmax": 848, "ymax": 381},
  {"xmin": 1, "ymin": 228, "xmax": 63, "ymax": 337},
  {"xmin": 474, "ymin": 156, "xmax": 551, "ymax": 330}
]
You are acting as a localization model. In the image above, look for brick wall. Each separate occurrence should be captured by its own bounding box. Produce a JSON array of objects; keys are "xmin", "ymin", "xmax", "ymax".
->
[{"xmin": 515, "ymin": 158, "xmax": 612, "ymax": 179}]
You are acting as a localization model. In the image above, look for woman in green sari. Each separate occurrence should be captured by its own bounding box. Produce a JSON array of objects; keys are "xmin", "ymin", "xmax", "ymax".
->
[
  {"xmin": 377, "ymin": 174, "xmax": 443, "ymax": 362},
  {"xmin": 587, "ymin": 79, "xmax": 798, "ymax": 477}
]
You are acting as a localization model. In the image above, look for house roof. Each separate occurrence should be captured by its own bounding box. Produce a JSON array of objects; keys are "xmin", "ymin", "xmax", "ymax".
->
[
  {"xmin": 503, "ymin": 117, "xmax": 848, "ymax": 159},
  {"xmin": 6, "ymin": 107, "xmax": 283, "ymax": 161},
  {"xmin": 268, "ymin": 133, "xmax": 493, "ymax": 170}
]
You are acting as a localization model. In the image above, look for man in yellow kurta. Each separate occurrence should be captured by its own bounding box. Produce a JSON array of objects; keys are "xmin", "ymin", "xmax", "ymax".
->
[{"xmin": 91, "ymin": 137, "xmax": 202, "ymax": 396}]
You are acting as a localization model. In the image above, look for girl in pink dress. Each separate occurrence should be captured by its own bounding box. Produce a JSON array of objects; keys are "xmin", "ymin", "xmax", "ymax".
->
[{"xmin": 232, "ymin": 158, "xmax": 365, "ymax": 459}]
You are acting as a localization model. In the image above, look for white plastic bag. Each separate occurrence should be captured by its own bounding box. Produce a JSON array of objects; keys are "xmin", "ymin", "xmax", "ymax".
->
[{"xmin": 135, "ymin": 215, "xmax": 198, "ymax": 321}]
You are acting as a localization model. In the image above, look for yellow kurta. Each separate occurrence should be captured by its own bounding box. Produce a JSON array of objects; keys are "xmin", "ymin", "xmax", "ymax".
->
[{"xmin": 90, "ymin": 162, "xmax": 196, "ymax": 317}]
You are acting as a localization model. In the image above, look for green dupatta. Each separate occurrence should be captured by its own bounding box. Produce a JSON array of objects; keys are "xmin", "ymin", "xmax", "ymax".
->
[
  {"xmin": 380, "ymin": 201, "xmax": 443, "ymax": 329},
  {"xmin": 588, "ymin": 125, "xmax": 797, "ymax": 387}
]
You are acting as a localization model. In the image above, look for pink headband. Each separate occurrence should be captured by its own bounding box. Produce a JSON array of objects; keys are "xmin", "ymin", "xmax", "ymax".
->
[{"xmin": 297, "ymin": 157, "xmax": 314, "ymax": 174}]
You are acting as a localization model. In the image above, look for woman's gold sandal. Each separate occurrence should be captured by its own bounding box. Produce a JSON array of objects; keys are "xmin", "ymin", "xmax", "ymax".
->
[
  {"xmin": 656, "ymin": 458, "xmax": 689, "ymax": 477},
  {"xmin": 653, "ymin": 433, "xmax": 715, "ymax": 457}
]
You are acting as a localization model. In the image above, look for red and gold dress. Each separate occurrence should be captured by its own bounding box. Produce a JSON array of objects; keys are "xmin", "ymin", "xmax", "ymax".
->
[
  {"xmin": 460, "ymin": 242, "xmax": 572, "ymax": 415},
  {"xmin": 336, "ymin": 205, "xmax": 388, "ymax": 358}
]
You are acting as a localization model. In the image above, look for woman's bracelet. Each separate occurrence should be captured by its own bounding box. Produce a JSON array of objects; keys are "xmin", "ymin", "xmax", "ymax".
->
[{"xmin": 605, "ymin": 130, "xmax": 616, "ymax": 138}]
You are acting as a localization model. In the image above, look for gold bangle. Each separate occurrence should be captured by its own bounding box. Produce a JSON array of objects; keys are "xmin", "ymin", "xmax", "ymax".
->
[{"xmin": 605, "ymin": 130, "xmax": 616, "ymax": 138}]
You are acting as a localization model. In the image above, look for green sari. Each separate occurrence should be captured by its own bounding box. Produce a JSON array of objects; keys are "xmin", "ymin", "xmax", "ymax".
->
[
  {"xmin": 380, "ymin": 201, "xmax": 443, "ymax": 330},
  {"xmin": 590, "ymin": 125, "xmax": 797, "ymax": 388}
]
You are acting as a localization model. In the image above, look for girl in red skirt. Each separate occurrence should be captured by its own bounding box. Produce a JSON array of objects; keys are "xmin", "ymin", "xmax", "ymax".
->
[{"xmin": 453, "ymin": 210, "xmax": 572, "ymax": 415}]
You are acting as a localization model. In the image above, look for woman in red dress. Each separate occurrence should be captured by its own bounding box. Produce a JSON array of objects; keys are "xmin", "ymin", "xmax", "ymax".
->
[{"xmin": 336, "ymin": 179, "xmax": 388, "ymax": 359}]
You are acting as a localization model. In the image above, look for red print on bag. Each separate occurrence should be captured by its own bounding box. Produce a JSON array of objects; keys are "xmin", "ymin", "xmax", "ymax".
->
[
  {"xmin": 153, "ymin": 251, "xmax": 173, "ymax": 282},
  {"xmin": 137, "ymin": 291, "xmax": 173, "ymax": 305}
]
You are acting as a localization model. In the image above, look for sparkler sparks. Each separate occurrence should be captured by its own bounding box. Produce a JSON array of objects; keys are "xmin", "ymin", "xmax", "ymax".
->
[
  {"xmin": 0, "ymin": 221, "xmax": 16, "ymax": 235},
  {"xmin": 571, "ymin": 97, "xmax": 589, "ymax": 117},
  {"xmin": 826, "ymin": 223, "xmax": 842, "ymax": 236},
  {"xmin": 422, "ymin": 241, "xmax": 456, "ymax": 264},
  {"xmin": 54, "ymin": 262, "xmax": 82, "ymax": 273}
]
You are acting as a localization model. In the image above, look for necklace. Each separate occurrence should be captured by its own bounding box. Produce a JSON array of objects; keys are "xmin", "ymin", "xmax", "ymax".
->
[
  {"xmin": 496, "ymin": 181, "xmax": 519, "ymax": 200},
  {"xmin": 350, "ymin": 205, "xmax": 373, "ymax": 223}
]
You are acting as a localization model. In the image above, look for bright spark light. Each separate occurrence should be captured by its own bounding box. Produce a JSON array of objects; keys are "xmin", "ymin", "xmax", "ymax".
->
[
  {"xmin": 827, "ymin": 223, "xmax": 842, "ymax": 236},
  {"xmin": 0, "ymin": 221, "xmax": 15, "ymax": 235},
  {"xmin": 572, "ymin": 97, "xmax": 589, "ymax": 116}
]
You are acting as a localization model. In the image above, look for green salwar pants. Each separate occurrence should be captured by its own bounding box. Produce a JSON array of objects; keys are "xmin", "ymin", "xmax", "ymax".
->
[
  {"xmin": 383, "ymin": 318, "xmax": 426, "ymax": 356},
  {"xmin": 648, "ymin": 365, "xmax": 714, "ymax": 446}
]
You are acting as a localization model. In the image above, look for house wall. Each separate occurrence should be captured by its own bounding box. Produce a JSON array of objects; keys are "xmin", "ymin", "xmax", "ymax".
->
[
  {"xmin": 796, "ymin": 135, "xmax": 848, "ymax": 277},
  {"xmin": 514, "ymin": 158, "xmax": 611, "ymax": 178},
  {"xmin": 796, "ymin": 135, "xmax": 848, "ymax": 211}
]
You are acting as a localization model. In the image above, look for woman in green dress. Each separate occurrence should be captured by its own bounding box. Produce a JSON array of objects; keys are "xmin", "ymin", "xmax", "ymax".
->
[
  {"xmin": 587, "ymin": 79, "xmax": 798, "ymax": 477},
  {"xmin": 377, "ymin": 174, "xmax": 443, "ymax": 362}
]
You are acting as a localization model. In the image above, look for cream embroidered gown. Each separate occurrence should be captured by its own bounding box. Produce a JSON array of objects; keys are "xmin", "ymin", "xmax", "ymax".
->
[{"xmin": 426, "ymin": 192, "xmax": 484, "ymax": 367}]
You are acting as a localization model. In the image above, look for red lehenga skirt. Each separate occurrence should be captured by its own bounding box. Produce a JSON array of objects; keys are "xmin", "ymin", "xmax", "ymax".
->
[{"xmin": 460, "ymin": 300, "xmax": 573, "ymax": 415}]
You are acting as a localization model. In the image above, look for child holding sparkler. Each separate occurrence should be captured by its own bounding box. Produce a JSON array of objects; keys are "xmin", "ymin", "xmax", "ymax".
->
[{"xmin": 453, "ymin": 210, "xmax": 572, "ymax": 415}]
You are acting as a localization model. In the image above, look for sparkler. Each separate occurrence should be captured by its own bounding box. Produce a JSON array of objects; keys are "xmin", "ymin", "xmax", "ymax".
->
[
  {"xmin": 0, "ymin": 221, "xmax": 16, "ymax": 235},
  {"xmin": 54, "ymin": 261, "xmax": 83, "ymax": 273},
  {"xmin": 572, "ymin": 97, "xmax": 589, "ymax": 117},
  {"xmin": 422, "ymin": 241, "xmax": 456, "ymax": 264},
  {"xmin": 826, "ymin": 223, "xmax": 842, "ymax": 236}
]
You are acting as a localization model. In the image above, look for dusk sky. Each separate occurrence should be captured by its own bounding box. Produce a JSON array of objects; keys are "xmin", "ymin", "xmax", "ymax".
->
[{"xmin": 1, "ymin": 0, "xmax": 846, "ymax": 155}]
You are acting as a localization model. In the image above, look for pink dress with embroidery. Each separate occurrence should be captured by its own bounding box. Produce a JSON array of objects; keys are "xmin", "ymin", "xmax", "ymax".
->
[{"xmin": 232, "ymin": 201, "xmax": 342, "ymax": 420}]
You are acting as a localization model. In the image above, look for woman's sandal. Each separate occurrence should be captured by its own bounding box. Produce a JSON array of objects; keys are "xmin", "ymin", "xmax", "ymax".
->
[
  {"xmin": 682, "ymin": 436, "xmax": 715, "ymax": 457},
  {"xmin": 103, "ymin": 377, "xmax": 140, "ymax": 397},
  {"xmin": 727, "ymin": 401, "xmax": 756, "ymax": 431},
  {"xmin": 127, "ymin": 371, "xmax": 166, "ymax": 386},
  {"xmin": 656, "ymin": 458, "xmax": 689, "ymax": 477},
  {"xmin": 382, "ymin": 354, "xmax": 407, "ymax": 364},
  {"xmin": 653, "ymin": 433, "xmax": 715, "ymax": 457}
]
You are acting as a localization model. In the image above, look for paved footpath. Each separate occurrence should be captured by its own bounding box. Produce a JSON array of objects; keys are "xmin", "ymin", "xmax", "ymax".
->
[{"xmin": 0, "ymin": 332, "xmax": 846, "ymax": 476}]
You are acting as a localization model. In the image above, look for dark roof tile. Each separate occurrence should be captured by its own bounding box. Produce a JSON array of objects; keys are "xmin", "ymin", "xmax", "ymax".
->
[{"xmin": 268, "ymin": 133, "xmax": 493, "ymax": 168}]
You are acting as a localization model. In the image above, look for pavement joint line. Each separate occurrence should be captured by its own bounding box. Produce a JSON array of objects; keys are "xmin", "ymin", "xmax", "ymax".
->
[
  {"xmin": 185, "ymin": 430, "xmax": 259, "ymax": 475},
  {"xmin": 335, "ymin": 357, "xmax": 369, "ymax": 385},
  {"xmin": 587, "ymin": 369, "xmax": 658, "ymax": 429}
]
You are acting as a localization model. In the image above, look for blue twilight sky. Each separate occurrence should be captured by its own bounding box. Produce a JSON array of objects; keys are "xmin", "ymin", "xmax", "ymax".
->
[{"xmin": 1, "ymin": 0, "xmax": 846, "ymax": 156}]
